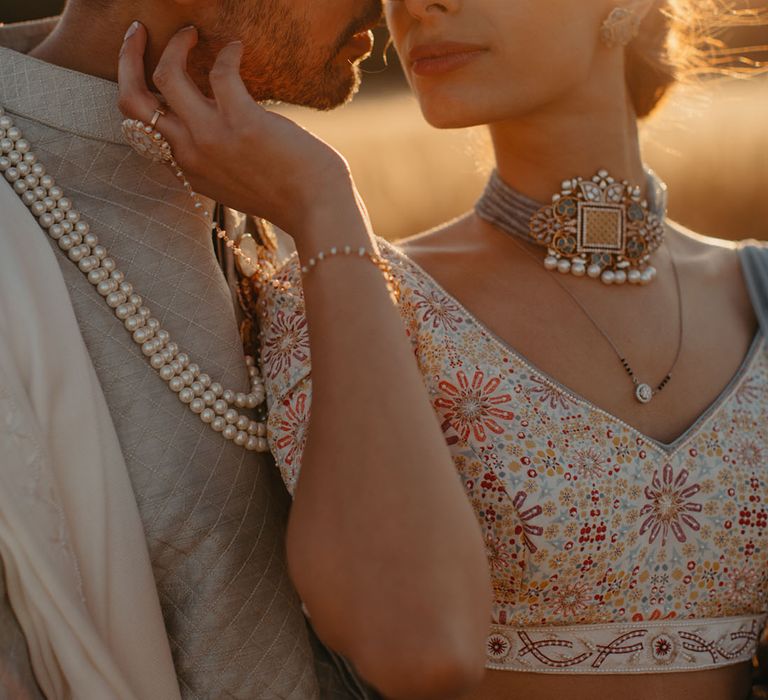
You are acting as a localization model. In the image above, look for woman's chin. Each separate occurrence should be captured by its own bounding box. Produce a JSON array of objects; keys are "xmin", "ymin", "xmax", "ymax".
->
[
  {"xmin": 411, "ymin": 84, "xmax": 503, "ymax": 129},
  {"xmin": 418, "ymin": 101, "xmax": 487, "ymax": 130}
]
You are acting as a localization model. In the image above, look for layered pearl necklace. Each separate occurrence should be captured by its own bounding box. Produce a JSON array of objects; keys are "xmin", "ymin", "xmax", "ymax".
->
[{"xmin": 0, "ymin": 105, "xmax": 269, "ymax": 452}]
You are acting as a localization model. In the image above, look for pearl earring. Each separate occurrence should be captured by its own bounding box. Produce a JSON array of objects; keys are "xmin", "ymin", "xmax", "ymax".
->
[{"xmin": 600, "ymin": 5, "xmax": 642, "ymax": 48}]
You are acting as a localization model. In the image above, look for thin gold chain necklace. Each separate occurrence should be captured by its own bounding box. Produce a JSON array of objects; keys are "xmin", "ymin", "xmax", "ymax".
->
[{"xmin": 484, "ymin": 217, "xmax": 685, "ymax": 405}]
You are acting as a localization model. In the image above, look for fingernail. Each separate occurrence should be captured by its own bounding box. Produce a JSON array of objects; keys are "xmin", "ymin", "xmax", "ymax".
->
[
  {"xmin": 124, "ymin": 20, "xmax": 140, "ymax": 42},
  {"xmin": 227, "ymin": 41, "xmax": 244, "ymax": 59},
  {"xmin": 180, "ymin": 25, "xmax": 197, "ymax": 33}
]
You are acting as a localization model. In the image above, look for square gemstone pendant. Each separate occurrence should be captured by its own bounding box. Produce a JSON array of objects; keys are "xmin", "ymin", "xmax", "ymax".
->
[{"xmin": 577, "ymin": 202, "xmax": 626, "ymax": 253}]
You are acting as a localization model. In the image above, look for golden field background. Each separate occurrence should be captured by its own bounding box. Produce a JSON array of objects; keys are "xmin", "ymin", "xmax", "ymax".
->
[
  {"xmin": 278, "ymin": 77, "xmax": 768, "ymax": 243},
  {"xmin": 9, "ymin": 2, "xmax": 768, "ymax": 243}
]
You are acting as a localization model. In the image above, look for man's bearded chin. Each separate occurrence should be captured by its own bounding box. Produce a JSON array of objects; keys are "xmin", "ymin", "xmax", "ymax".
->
[
  {"xmin": 239, "ymin": 45, "xmax": 364, "ymax": 111},
  {"xmin": 188, "ymin": 10, "xmax": 380, "ymax": 110}
]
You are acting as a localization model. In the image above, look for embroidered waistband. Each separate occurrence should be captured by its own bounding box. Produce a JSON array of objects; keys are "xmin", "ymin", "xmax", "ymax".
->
[{"xmin": 486, "ymin": 614, "xmax": 767, "ymax": 674}]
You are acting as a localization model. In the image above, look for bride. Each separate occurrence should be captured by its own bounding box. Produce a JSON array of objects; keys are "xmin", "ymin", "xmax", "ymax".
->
[{"xmin": 118, "ymin": 1, "xmax": 768, "ymax": 698}]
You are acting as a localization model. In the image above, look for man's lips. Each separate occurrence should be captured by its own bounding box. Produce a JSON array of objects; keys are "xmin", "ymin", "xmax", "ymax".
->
[
  {"xmin": 408, "ymin": 41, "xmax": 488, "ymax": 76},
  {"xmin": 345, "ymin": 29, "xmax": 374, "ymax": 57}
]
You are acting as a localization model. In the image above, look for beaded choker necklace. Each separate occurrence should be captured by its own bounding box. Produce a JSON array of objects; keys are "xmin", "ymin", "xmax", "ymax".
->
[
  {"xmin": 476, "ymin": 168, "xmax": 668, "ymax": 286},
  {"xmin": 0, "ymin": 105, "xmax": 270, "ymax": 452}
]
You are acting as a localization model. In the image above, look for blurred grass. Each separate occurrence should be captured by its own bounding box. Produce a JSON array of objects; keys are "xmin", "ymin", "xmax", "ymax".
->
[
  {"xmin": 642, "ymin": 78, "xmax": 768, "ymax": 242},
  {"xmin": 278, "ymin": 77, "xmax": 768, "ymax": 243}
]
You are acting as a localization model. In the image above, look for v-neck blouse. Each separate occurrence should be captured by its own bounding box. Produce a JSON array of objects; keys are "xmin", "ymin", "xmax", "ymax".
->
[{"xmin": 260, "ymin": 237, "xmax": 768, "ymax": 674}]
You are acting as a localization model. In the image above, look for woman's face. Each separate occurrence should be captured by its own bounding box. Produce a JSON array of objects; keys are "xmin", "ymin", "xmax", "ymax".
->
[{"xmin": 385, "ymin": 0, "xmax": 620, "ymax": 128}]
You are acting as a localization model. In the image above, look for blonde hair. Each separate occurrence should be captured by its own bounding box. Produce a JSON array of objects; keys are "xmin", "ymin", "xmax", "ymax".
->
[{"xmin": 628, "ymin": 0, "xmax": 768, "ymax": 117}]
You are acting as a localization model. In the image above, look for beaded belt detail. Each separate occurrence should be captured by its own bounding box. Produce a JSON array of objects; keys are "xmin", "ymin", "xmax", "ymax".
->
[{"xmin": 485, "ymin": 615, "xmax": 767, "ymax": 674}]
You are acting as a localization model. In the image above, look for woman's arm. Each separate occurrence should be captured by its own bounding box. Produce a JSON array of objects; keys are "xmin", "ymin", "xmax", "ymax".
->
[
  {"xmin": 289, "ymin": 187, "xmax": 491, "ymax": 699},
  {"xmin": 118, "ymin": 25, "xmax": 492, "ymax": 699}
]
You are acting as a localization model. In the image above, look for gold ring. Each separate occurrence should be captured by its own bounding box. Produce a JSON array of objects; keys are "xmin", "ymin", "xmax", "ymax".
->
[{"xmin": 149, "ymin": 107, "xmax": 166, "ymax": 129}]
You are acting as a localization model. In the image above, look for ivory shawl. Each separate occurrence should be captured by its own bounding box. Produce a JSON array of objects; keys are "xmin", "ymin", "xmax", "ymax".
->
[{"xmin": 0, "ymin": 180, "xmax": 180, "ymax": 698}]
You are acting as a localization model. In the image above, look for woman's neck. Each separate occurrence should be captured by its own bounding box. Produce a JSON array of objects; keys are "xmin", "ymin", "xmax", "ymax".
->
[{"xmin": 489, "ymin": 66, "xmax": 646, "ymax": 204}]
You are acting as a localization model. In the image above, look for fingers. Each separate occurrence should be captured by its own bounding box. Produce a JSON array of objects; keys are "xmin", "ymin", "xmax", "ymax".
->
[
  {"xmin": 118, "ymin": 21, "xmax": 158, "ymax": 121},
  {"xmin": 209, "ymin": 42, "xmax": 256, "ymax": 114},
  {"xmin": 118, "ymin": 21, "xmax": 187, "ymax": 147},
  {"xmin": 151, "ymin": 26, "xmax": 215, "ymax": 123}
]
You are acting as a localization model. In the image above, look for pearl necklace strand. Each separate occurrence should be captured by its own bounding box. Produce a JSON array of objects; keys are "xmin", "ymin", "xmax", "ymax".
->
[{"xmin": 0, "ymin": 106, "xmax": 269, "ymax": 452}]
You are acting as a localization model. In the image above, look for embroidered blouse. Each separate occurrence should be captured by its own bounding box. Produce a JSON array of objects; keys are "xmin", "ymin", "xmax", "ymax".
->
[{"xmin": 260, "ymin": 237, "xmax": 768, "ymax": 675}]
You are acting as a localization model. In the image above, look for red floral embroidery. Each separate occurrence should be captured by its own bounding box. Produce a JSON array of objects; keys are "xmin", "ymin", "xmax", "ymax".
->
[
  {"xmin": 513, "ymin": 490, "xmax": 543, "ymax": 553},
  {"xmin": 640, "ymin": 464, "xmax": 702, "ymax": 546},
  {"xmin": 649, "ymin": 633, "xmax": 677, "ymax": 663},
  {"xmin": 486, "ymin": 535, "xmax": 512, "ymax": 572},
  {"xmin": 486, "ymin": 633, "xmax": 512, "ymax": 660},
  {"xmin": 573, "ymin": 448, "xmax": 606, "ymax": 480},
  {"xmin": 275, "ymin": 393, "xmax": 310, "ymax": 467},
  {"xmin": 529, "ymin": 375, "xmax": 576, "ymax": 410},
  {"xmin": 733, "ymin": 440, "xmax": 765, "ymax": 469},
  {"xmin": 548, "ymin": 580, "xmax": 591, "ymax": 618},
  {"xmin": 725, "ymin": 567, "xmax": 758, "ymax": 607},
  {"xmin": 735, "ymin": 380, "xmax": 762, "ymax": 405},
  {"xmin": 435, "ymin": 369, "xmax": 515, "ymax": 442},
  {"xmin": 262, "ymin": 309, "xmax": 309, "ymax": 380},
  {"xmin": 413, "ymin": 289, "xmax": 463, "ymax": 332}
]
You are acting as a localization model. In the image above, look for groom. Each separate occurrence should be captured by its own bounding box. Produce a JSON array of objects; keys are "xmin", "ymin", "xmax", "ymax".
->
[{"xmin": 0, "ymin": 0, "xmax": 380, "ymax": 698}]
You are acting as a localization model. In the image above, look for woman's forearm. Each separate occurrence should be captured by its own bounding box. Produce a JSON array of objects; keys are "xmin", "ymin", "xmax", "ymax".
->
[{"xmin": 285, "ymin": 183, "xmax": 491, "ymax": 697}]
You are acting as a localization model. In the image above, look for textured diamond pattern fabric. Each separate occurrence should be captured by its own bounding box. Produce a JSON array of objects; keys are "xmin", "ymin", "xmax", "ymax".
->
[
  {"xmin": 0, "ymin": 561, "xmax": 45, "ymax": 700},
  {"xmin": 0, "ymin": 20, "xmax": 326, "ymax": 699}
]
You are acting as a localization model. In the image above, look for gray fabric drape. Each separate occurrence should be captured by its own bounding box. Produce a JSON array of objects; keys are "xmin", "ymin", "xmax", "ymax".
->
[{"xmin": 740, "ymin": 242, "xmax": 768, "ymax": 337}]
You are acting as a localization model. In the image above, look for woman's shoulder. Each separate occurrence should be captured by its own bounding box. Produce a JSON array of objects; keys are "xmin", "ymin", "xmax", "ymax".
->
[
  {"xmin": 667, "ymin": 222, "xmax": 767, "ymax": 335},
  {"xmin": 669, "ymin": 219, "xmax": 766, "ymax": 247},
  {"xmin": 670, "ymin": 215, "xmax": 766, "ymax": 260},
  {"xmin": 665, "ymin": 220, "xmax": 766, "ymax": 275}
]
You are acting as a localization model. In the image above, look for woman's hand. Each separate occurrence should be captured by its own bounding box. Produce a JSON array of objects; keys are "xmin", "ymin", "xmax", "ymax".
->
[{"xmin": 118, "ymin": 22, "xmax": 353, "ymax": 236}]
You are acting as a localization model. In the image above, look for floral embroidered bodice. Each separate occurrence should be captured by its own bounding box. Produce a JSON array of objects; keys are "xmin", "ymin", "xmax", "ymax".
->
[{"xmin": 260, "ymin": 238, "xmax": 768, "ymax": 674}]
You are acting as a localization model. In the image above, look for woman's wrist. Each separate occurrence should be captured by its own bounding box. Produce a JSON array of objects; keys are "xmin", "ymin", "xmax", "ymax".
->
[{"xmin": 293, "ymin": 178, "xmax": 375, "ymax": 259}]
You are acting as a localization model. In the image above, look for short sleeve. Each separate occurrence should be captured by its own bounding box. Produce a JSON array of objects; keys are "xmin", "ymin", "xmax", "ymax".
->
[
  {"xmin": 259, "ymin": 254, "xmax": 313, "ymax": 496},
  {"xmin": 259, "ymin": 239, "xmax": 424, "ymax": 496}
]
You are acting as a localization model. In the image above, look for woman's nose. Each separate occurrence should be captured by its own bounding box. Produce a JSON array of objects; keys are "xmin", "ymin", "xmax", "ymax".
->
[{"xmin": 401, "ymin": 0, "xmax": 459, "ymax": 20}]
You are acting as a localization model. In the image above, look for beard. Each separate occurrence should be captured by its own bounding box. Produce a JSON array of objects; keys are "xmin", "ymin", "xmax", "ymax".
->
[{"xmin": 191, "ymin": 0, "xmax": 383, "ymax": 110}]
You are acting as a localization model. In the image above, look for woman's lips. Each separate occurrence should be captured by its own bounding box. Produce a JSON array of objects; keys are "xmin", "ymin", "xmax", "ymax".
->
[{"xmin": 409, "ymin": 42, "xmax": 487, "ymax": 77}]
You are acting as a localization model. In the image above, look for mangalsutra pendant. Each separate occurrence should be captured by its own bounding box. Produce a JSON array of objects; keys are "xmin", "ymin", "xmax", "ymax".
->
[
  {"xmin": 622, "ymin": 357, "xmax": 674, "ymax": 405},
  {"xmin": 635, "ymin": 383, "xmax": 654, "ymax": 404}
]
